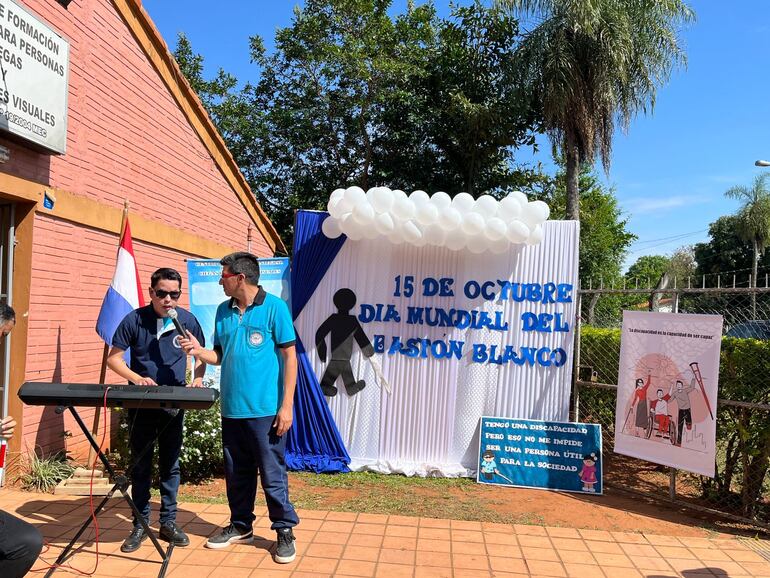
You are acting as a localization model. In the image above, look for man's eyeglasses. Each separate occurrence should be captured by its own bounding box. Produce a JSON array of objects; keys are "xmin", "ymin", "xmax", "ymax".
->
[
  {"xmin": 221, "ymin": 271, "xmax": 241, "ymax": 279},
  {"xmin": 153, "ymin": 289, "xmax": 181, "ymax": 299}
]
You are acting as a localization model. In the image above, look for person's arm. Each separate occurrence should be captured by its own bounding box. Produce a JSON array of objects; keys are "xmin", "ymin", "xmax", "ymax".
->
[
  {"xmin": 107, "ymin": 346, "xmax": 156, "ymax": 385},
  {"xmin": 315, "ymin": 318, "xmax": 331, "ymax": 362},
  {"xmin": 273, "ymin": 344, "xmax": 297, "ymax": 437},
  {"xmin": 179, "ymin": 331, "xmax": 221, "ymax": 366}
]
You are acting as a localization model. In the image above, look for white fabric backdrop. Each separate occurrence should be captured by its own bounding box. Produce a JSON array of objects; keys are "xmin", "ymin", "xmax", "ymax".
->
[{"xmin": 295, "ymin": 221, "xmax": 579, "ymax": 475}]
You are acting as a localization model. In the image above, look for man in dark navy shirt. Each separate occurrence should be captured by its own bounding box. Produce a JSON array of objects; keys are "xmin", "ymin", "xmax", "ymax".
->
[{"xmin": 107, "ymin": 268, "xmax": 206, "ymax": 553}]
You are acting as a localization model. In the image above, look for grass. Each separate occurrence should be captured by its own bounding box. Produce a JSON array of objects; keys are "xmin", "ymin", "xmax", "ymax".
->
[{"xmin": 17, "ymin": 452, "xmax": 76, "ymax": 493}]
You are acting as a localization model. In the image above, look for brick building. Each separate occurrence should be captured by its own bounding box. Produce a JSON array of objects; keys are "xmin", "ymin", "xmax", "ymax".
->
[{"xmin": 0, "ymin": 0, "xmax": 284, "ymax": 467}]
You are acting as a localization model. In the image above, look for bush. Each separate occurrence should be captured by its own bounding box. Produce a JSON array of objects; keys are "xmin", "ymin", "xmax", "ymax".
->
[
  {"xmin": 580, "ymin": 326, "xmax": 770, "ymax": 516},
  {"xmin": 111, "ymin": 400, "xmax": 224, "ymax": 484},
  {"xmin": 18, "ymin": 451, "xmax": 75, "ymax": 493}
]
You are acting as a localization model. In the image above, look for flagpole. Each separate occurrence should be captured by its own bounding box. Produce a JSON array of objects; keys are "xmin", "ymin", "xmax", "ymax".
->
[{"xmin": 90, "ymin": 200, "xmax": 130, "ymax": 467}]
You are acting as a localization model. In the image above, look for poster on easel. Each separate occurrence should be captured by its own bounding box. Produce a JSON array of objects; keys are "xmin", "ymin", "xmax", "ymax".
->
[{"xmin": 614, "ymin": 311, "xmax": 722, "ymax": 477}]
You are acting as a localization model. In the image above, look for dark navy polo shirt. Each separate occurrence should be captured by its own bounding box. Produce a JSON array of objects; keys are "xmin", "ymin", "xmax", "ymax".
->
[{"xmin": 112, "ymin": 305, "xmax": 205, "ymax": 386}]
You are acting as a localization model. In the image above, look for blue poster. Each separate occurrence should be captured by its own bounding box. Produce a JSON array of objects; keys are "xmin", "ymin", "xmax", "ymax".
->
[
  {"xmin": 187, "ymin": 257, "xmax": 291, "ymax": 385},
  {"xmin": 477, "ymin": 417, "xmax": 603, "ymax": 494}
]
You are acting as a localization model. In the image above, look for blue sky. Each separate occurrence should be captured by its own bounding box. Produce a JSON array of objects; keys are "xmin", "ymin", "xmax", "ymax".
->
[{"xmin": 143, "ymin": 1, "xmax": 770, "ymax": 270}]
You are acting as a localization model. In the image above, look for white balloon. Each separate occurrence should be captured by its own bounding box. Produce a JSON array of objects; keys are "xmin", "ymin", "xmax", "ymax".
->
[
  {"xmin": 466, "ymin": 234, "xmax": 488, "ymax": 254},
  {"xmin": 529, "ymin": 200, "xmax": 550, "ymax": 222},
  {"xmin": 506, "ymin": 220, "xmax": 530, "ymax": 243},
  {"xmin": 391, "ymin": 197, "xmax": 416, "ymax": 221},
  {"xmin": 526, "ymin": 224, "xmax": 544, "ymax": 245},
  {"xmin": 374, "ymin": 212, "xmax": 395, "ymax": 235},
  {"xmin": 321, "ymin": 217, "xmax": 343, "ymax": 239},
  {"xmin": 461, "ymin": 212, "xmax": 485, "ymax": 236},
  {"xmin": 341, "ymin": 214, "xmax": 364, "ymax": 240},
  {"xmin": 336, "ymin": 194, "xmax": 355, "ymax": 215},
  {"xmin": 437, "ymin": 206, "xmax": 462, "ymax": 230},
  {"xmin": 507, "ymin": 190, "xmax": 529, "ymax": 207},
  {"xmin": 344, "ymin": 186, "xmax": 366, "ymax": 206},
  {"xmin": 430, "ymin": 191, "xmax": 452, "ymax": 211},
  {"xmin": 473, "ymin": 194, "xmax": 499, "ymax": 218},
  {"xmin": 484, "ymin": 217, "xmax": 507, "ymax": 241},
  {"xmin": 451, "ymin": 192, "xmax": 475, "ymax": 213},
  {"xmin": 520, "ymin": 202, "xmax": 542, "ymax": 228},
  {"xmin": 498, "ymin": 196, "xmax": 522, "ymax": 221},
  {"xmin": 445, "ymin": 233, "xmax": 467, "ymax": 251},
  {"xmin": 329, "ymin": 188, "xmax": 345, "ymax": 203},
  {"xmin": 371, "ymin": 187, "xmax": 395, "ymax": 214},
  {"xmin": 402, "ymin": 220, "xmax": 423, "ymax": 243},
  {"xmin": 415, "ymin": 202, "xmax": 438, "ymax": 225},
  {"xmin": 411, "ymin": 233, "xmax": 428, "ymax": 248},
  {"xmin": 387, "ymin": 230, "xmax": 405, "ymax": 245},
  {"xmin": 410, "ymin": 190, "xmax": 430, "ymax": 207},
  {"xmin": 392, "ymin": 189, "xmax": 408, "ymax": 202},
  {"xmin": 327, "ymin": 196, "xmax": 347, "ymax": 219},
  {"xmin": 352, "ymin": 201, "xmax": 375, "ymax": 224},
  {"xmin": 489, "ymin": 237, "xmax": 510, "ymax": 254},
  {"xmin": 423, "ymin": 223, "xmax": 447, "ymax": 246}
]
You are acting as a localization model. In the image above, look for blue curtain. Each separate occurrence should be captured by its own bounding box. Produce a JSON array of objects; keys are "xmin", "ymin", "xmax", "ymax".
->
[{"xmin": 285, "ymin": 210, "xmax": 350, "ymax": 472}]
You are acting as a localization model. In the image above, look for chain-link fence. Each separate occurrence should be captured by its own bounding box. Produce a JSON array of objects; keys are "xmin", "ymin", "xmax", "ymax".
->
[{"xmin": 574, "ymin": 286, "xmax": 770, "ymax": 531}]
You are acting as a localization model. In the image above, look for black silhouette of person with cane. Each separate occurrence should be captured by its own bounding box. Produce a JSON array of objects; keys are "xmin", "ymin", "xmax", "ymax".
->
[{"xmin": 316, "ymin": 288, "xmax": 374, "ymax": 396}]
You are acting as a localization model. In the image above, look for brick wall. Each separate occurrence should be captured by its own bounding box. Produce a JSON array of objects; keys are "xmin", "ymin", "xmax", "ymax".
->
[
  {"xmin": 6, "ymin": 0, "xmax": 272, "ymax": 256},
  {"xmin": 0, "ymin": 0, "xmax": 279, "ymax": 458}
]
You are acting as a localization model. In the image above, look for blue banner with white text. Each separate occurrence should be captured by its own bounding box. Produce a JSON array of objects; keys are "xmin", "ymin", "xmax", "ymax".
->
[{"xmin": 478, "ymin": 417, "xmax": 603, "ymax": 494}]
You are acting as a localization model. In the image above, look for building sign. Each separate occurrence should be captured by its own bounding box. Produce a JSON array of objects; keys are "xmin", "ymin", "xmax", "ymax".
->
[
  {"xmin": 477, "ymin": 417, "xmax": 603, "ymax": 494},
  {"xmin": 0, "ymin": 0, "xmax": 69, "ymax": 153}
]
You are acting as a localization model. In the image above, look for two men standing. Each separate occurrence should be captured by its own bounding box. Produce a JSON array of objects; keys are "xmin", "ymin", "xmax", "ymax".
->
[{"xmin": 108, "ymin": 254, "xmax": 299, "ymax": 564}]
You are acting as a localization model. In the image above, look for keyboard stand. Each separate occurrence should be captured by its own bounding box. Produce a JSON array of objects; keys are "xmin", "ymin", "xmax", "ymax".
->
[{"xmin": 44, "ymin": 405, "xmax": 174, "ymax": 578}]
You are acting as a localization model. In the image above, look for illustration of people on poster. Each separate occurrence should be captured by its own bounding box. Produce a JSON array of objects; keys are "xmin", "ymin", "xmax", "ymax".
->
[{"xmin": 614, "ymin": 311, "xmax": 722, "ymax": 477}]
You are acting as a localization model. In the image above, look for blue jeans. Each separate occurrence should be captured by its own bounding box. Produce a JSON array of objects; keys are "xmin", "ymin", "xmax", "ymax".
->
[
  {"xmin": 0, "ymin": 509, "xmax": 43, "ymax": 578},
  {"xmin": 128, "ymin": 409, "xmax": 184, "ymax": 527},
  {"xmin": 222, "ymin": 416, "xmax": 299, "ymax": 530}
]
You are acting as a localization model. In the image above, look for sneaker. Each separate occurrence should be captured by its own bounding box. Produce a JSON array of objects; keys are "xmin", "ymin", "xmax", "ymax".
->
[
  {"xmin": 205, "ymin": 523, "xmax": 254, "ymax": 549},
  {"xmin": 274, "ymin": 527, "xmax": 296, "ymax": 563},
  {"xmin": 159, "ymin": 521, "xmax": 190, "ymax": 547},
  {"xmin": 121, "ymin": 526, "xmax": 148, "ymax": 553}
]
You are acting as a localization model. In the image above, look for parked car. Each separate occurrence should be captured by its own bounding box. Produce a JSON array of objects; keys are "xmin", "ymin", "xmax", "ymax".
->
[{"xmin": 725, "ymin": 320, "xmax": 770, "ymax": 339}]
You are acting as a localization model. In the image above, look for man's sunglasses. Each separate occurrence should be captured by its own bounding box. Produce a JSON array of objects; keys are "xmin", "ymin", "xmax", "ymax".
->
[{"xmin": 153, "ymin": 289, "xmax": 181, "ymax": 299}]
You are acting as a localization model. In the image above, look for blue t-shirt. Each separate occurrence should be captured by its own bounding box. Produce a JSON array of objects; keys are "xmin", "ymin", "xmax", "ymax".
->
[
  {"xmin": 214, "ymin": 288, "xmax": 296, "ymax": 418},
  {"xmin": 112, "ymin": 305, "xmax": 205, "ymax": 386}
]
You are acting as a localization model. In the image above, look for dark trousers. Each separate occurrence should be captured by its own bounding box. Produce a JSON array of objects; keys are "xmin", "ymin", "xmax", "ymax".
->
[
  {"xmin": 0, "ymin": 510, "xmax": 43, "ymax": 578},
  {"xmin": 222, "ymin": 416, "xmax": 299, "ymax": 531},
  {"xmin": 128, "ymin": 409, "xmax": 184, "ymax": 527},
  {"xmin": 677, "ymin": 408, "xmax": 692, "ymax": 445}
]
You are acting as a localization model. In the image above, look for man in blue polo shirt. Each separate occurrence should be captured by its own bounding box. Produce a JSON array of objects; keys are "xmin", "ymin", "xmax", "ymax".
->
[
  {"xmin": 179, "ymin": 252, "xmax": 299, "ymax": 564},
  {"xmin": 107, "ymin": 267, "xmax": 206, "ymax": 553}
]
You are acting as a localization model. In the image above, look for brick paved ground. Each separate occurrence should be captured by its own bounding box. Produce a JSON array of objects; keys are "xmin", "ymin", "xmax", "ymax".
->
[{"xmin": 2, "ymin": 490, "xmax": 769, "ymax": 577}]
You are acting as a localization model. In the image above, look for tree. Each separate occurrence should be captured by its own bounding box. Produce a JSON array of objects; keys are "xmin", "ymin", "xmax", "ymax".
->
[
  {"xmin": 693, "ymin": 215, "xmax": 756, "ymax": 280},
  {"xmin": 625, "ymin": 255, "xmax": 670, "ymax": 287},
  {"xmin": 725, "ymin": 174, "xmax": 770, "ymax": 292},
  {"xmin": 667, "ymin": 246, "xmax": 697, "ymax": 285},
  {"xmin": 498, "ymin": 0, "xmax": 694, "ymax": 220},
  {"xmin": 537, "ymin": 165, "xmax": 635, "ymax": 284},
  {"xmin": 174, "ymin": 1, "xmax": 546, "ymax": 246}
]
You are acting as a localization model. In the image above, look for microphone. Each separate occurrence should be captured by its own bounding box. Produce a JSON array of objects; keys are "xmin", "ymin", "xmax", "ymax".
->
[{"xmin": 166, "ymin": 308, "xmax": 187, "ymax": 337}]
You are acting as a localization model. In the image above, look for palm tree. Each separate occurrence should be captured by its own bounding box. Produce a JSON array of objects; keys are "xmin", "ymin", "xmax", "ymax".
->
[
  {"xmin": 725, "ymin": 174, "xmax": 770, "ymax": 316},
  {"xmin": 498, "ymin": 0, "xmax": 694, "ymax": 220}
]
